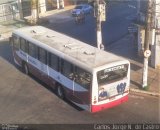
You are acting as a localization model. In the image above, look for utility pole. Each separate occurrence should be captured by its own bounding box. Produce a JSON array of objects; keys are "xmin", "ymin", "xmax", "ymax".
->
[
  {"xmin": 137, "ymin": 0, "xmax": 141, "ymax": 56},
  {"xmin": 17, "ymin": 0, "xmax": 23, "ymax": 19},
  {"xmin": 150, "ymin": 0, "xmax": 156, "ymax": 68},
  {"xmin": 96, "ymin": 0, "xmax": 102, "ymax": 50},
  {"xmin": 142, "ymin": 0, "xmax": 152, "ymax": 88},
  {"xmin": 96, "ymin": 0, "xmax": 105, "ymax": 50},
  {"xmin": 57, "ymin": 0, "xmax": 60, "ymax": 9}
]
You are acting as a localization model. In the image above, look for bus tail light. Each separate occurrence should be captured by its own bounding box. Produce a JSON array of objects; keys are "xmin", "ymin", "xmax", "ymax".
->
[
  {"xmin": 93, "ymin": 100, "xmax": 97, "ymax": 104},
  {"xmin": 93, "ymin": 96, "xmax": 97, "ymax": 104}
]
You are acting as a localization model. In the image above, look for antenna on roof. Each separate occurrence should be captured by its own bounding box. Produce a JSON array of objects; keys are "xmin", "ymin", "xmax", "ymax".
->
[
  {"xmin": 64, "ymin": 37, "xmax": 72, "ymax": 48},
  {"xmin": 30, "ymin": 29, "xmax": 45, "ymax": 35},
  {"xmin": 83, "ymin": 51, "xmax": 95, "ymax": 55},
  {"xmin": 31, "ymin": 30, "xmax": 36, "ymax": 34},
  {"xmin": 46, "ymin": 35, "xmax": 55, "ymax": 38}
]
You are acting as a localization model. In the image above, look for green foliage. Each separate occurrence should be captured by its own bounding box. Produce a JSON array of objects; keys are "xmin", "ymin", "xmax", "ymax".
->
[{"xmin": 141, "ymin": 85, "xmax": 150, "ymax": 91}]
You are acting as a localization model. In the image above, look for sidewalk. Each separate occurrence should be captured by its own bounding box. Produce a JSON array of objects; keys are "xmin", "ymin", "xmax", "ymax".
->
[
  {"xmin": 0, "ymin": 5, "xmax": 75, "ymax": 39},
  {"xmin": 39, "ymin": 5, "xmax": 75, "ymax": 18},
  {"xmin": 25, "ymin": 5, "xmax": 75, "ymax": 25},
  {"xmin": 108, "ymin": 34, "xmax": 160, "ymax": 97},
  {"xmin": 0, "ymin": 20, "xmax": 27, "ymax": 39},
  {"xmin": 0, "ymin": 6, "xmax": 159, "ymax": 97}
]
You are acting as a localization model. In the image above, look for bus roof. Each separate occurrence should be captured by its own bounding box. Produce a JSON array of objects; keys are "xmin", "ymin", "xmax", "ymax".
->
[{"xmin": 13, "ymin": 26, "xmax": 128, "ymax": 71}]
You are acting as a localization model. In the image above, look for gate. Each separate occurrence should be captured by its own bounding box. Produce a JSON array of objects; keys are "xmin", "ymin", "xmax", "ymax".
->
[{"xmin": 0, "ymin": 1, "xmax": 20, "ymax": 22}]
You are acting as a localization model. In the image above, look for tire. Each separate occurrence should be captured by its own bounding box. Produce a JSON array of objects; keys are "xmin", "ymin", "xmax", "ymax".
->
[
  {"xmin": 23, "ymin": 63, "xmax": 29, "ymax": 75},
  {"xmin": 57, "ymin": 85, "xmax": 65, "ymax": 99}
]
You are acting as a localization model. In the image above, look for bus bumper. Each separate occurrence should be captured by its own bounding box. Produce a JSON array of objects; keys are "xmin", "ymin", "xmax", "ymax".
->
[{"xmin": 91, "ymin": 95, "xmax": 128, "ymax": 113}]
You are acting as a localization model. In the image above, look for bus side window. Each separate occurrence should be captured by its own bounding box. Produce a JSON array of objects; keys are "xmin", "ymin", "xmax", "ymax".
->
[
  {"xmin": 74, "ymin": 66, "xmax": 91, "ymax": 90},
  {"xmin": 28, "ymin": 43, "xmax": 38, "ymax": 59},
  {"xmin": 38, "ymin": 47, "xmax": 47, "ymax": 65},
  {"xmin": 13, "ymin": 36, "xmax": 19, "ymax": 49},
  {"xmin": 61, "ymin": 59, "xmax": 73, "ymax": 79},
  {"xmin": 20, "ymin": 38, "xmax": 28, "ymax": 53},
  {"xmin": 48, "ymin": 53, "xmax": 59, "ymax": 71}
]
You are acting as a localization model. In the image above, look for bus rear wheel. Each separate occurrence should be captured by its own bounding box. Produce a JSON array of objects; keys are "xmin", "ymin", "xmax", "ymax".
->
[{"xmin": 57, "ymin": 85, "xmax": 65, "ymax": 99}]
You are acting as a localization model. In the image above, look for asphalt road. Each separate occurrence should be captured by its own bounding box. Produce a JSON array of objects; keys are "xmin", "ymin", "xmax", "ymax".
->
[{"xmin": 44, "ymin": 0, "xmax": 138, "ymax": 47}]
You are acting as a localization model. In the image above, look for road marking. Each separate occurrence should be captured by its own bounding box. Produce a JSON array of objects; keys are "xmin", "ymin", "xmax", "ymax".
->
[
  {"xmin": 128, "ymin": 4, "xmax": 136, "ymax": 9},
  {"xmin": 126, "ymin": 15, "xmax": 137, "ymax": 20}
]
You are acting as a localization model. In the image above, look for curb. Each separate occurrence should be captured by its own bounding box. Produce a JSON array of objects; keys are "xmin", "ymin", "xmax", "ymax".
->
[{"xmin": 130, "ymin": 88, "xmax": 160, "ymax": 97}]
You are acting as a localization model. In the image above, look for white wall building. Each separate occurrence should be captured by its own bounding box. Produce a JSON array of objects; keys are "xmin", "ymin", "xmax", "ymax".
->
[{"xmin": 151, "ymin": 0, "xmax": 160, "ymax": 68}]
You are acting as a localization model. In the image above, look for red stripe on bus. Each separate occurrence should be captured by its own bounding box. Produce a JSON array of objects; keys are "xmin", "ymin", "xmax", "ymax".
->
[{"xmin": 91, "ymin": 95, "xmax": 128, "ymax": 113}]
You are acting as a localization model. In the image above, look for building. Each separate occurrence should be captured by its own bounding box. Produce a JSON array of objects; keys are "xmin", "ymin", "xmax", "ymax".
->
[
  {"xmin": 22, "ymin": 0, "xmax": 76, "ymax": 17},
  {"xmin": 0, "ymin": 0, "xmax": 22, "ymax": 22},
  {"xmin": 151, "ymin": 0, "xmax": 160, "ymax": 68},
  {"xmin": 0, "ymin": 0, "xmax": 91, "ymax": 22}
]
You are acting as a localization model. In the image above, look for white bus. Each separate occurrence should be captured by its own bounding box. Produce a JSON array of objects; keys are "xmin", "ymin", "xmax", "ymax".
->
[{"xmin": 10, "ymin": 26, "xmax": 130, "ymax": 113}]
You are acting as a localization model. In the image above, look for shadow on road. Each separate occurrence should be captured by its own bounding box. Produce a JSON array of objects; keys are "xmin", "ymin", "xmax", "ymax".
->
[
  {"xmin": 0, "ymin": 39, "xmax": 15, "ymax": 65},
  {"xmin": 28, "ymin": 74, "xmax": 84, "ymax": 112}
]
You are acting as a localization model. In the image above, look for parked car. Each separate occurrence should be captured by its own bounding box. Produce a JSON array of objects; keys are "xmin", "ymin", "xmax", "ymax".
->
[{"xmin": 71, "ymin": 4, "xmax": 93, "ymax": 16}]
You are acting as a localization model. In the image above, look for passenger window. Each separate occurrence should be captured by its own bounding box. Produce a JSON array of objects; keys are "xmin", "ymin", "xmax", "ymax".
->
[
  {"xmin": 61, "ymin": 59, "xmax": 73, "ymax": 79},
  {"xmin": 74, "ymin": 67, "xmax": 91, "ymax": 89},
  {"xmin": 48, "ymin": 53, "xmax": 59, "ymax": 71},
  {"xmin": 38, "ymin": 47, "xmax": 47, "ymax": 64},
  {"xmin": 13, "ymin": 36, "xmax": 19, "ymax": 49},
  {"xmin": 28, "ymin": 43, "xmax": 38, "ymax": 59},
  {"xmin": 20, "ymin": 38, "xmax": 28, "ymax": 53}
]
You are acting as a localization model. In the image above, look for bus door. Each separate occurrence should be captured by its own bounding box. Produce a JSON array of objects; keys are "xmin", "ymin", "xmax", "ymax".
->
[
  {"xmin": 11, "ymin": 35, "xmax": 21, "ymax": 65},
  {"xmin": 71, "ymin": 67, "xmax": 91, "ymax": 110},
  {"xmin": 61, "ymin": 60, "xmax": 91, "ymax": 110},
  {"xmin": 19, "ymin": 38, "xmax": 28, "ymax": 62}
]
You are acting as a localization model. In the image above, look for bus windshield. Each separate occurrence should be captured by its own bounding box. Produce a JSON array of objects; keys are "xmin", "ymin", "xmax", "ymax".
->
[{"xmin": 97, "ymin": 64, "xmax": 128, "ymax": 85}]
